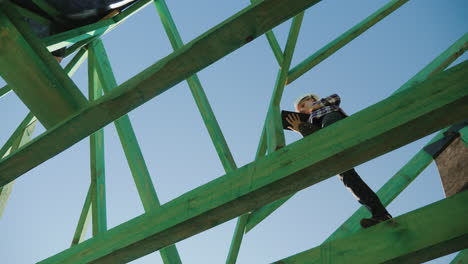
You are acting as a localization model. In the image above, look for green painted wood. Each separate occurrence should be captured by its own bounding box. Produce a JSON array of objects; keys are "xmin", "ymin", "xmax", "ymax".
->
[
  {"xmin": 44, "ymin": 20, "xmax": 115, "ymax": 52},
  {"xmin": 32, "ymin": 0, "xmax": 61, "ymax": 17},
  {"xmin": 113, "ymin": 0, "xmax": 153, "ymax": 23},
  {"xmin": 44, "ymin": 0, "xmax": 152, "ymax": 52},
  {"xmin": 226, "ymin": 141, "xmax": 268, "ymax": 264},
  {"xmin": 12, "ymin": 2, "xmax": 51, "ymax": 25},
  {"xmin": 287, "ymin": 0, "xmax": 410, "ymax": 84},
  {"xmin": 250, "ymin": 0, "xmax": 283, "ymax": 65},
  {"xmin": 395, "ymin": 33, "xmax": 468, "ymax": 93},
  {"xmin": 153, "ymin": 0, "xmax": 237, "ymax": 173},
  {"xmin": 266, "ymin": 13, "xmax": 304, "ymax": 152},
  {"xmin": 0, "ymin": 115, "xmax": 37, "ymax": 218},
  {"xmin": 0, "ymin": 0, "xmax": 323, "ymax": 187},
  {"xmin": 226, "ymin": 214, "xmax": 249, "ymax": 264},
  {"xmin": 89, "ymin": 39, "xmax": 183, "ymax": 264},
  {"xmin": 245, "ymin": 194, "xmax": 292, "ymax": 233},
  {"xmin": 460, "ymin": 126, "xmax": 468, "ymax": 146},
  {"xmin": 0, "ymin": 113, "xmax": 35, "ymax": 159},
  {"xmin": 324, "ymin": 126, "xmax": 451, "ymax": 243},
  {"xmin": 0, "ymin": 5, "xmax": 88, "ymax": 129},
  {"xmin": 71, "ymin": 184, "xmax": 93, "ymax": 246},
  {"xmin": 450, "ymin": 249, "xmax": 468, "ymax": 264},
  {"xmin": 0, "ymin": 47, "xmax": 86, "ymax": 116},
  {"xmin": 0, "ymin": 84, "xmax": 12, "ymax": 99},
  {"xmin": 64, "ymin": 48, "xmax": 89, "ymax": 77},
  {"xmin": 88, "ymin": 40, "xmax": 161, "ymax": 210},
  {"xmin": 88, "ymin": 50, "xmax": 107, "ymax": 235},
  {"xmin": 228, "ymin": 14, "xmax": 304, "ymax": 262},
  {"xmin": 37, "ymin": 64, "xmax": 468, "ymax": 264},
  {"xmin": 243, "ymin": 34, "xmax": 468, "ymax": 233},
  {"xmin": 64, "ymin": 36, "xmax": 100, "ymax": 58},
  {"xmin": 272, "ymin": 191, "xmax": 468, "ymax": 264},
  {"xmin": 246, "ymin": 13, "xmax": 306, "ymax": 231}
]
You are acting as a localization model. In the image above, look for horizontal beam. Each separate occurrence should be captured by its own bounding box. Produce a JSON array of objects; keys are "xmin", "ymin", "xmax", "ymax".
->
[
  {"xmin": 37, "ymin": 62, "xmax": 468, "ymax": 264},
  {"xmin": 0, "ymin": 0, "xmax": 323, "ymax": 187},
  {"xmin": 272, "ymin": 191, "xmax": 468, "ymax": 264}
]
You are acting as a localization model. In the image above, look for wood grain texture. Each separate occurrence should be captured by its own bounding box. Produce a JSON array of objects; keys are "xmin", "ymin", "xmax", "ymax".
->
[
  {"xmin": 272, "ymin": 191, "xmax": 468, "ymax": 264},
  {"xmin": 37, "ymin": 62, "xmax": 468, "ymax": 264}
]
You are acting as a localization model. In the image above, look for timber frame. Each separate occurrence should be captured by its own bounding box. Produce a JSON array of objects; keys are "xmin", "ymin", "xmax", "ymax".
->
[{"xmin": 0, "ymin": 0, "xmax": 467, "ymax": 263}]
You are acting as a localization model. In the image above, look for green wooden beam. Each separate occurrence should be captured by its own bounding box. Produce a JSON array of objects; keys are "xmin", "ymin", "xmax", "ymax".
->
[
  {"xmin": 272, "ymin": 191, "xmax": 468, "ymax": 264},
  {"xmin": 37, "ymin": 63, "xmax": 468, "ymax": 264},
  {"xmin": 88, "ymin": 49, "xmax": 107, "ymax": 235},
  {"xmin": 0, "ymin": 0, "xmax": 323, "ymax": 187},
  {"xmin": 323, "ymin": 123, "xmax": 464, "ymax": 243},
  {"xmin": 0, "ymin": 5, "xmax": 88, "ymax": 129},
  {"xmin": 32, "ymin": 0, "xmax": 61, "ymax": 18},
  {"xmin": 44, "ymin": 0, "xmax": 153, "ymax": 52},
  {"xmin": 243, "ymin": 33, "xmax": 468, "ymax": 233},
  {"xmin": 71, "ymin": 184, "xmax": 93, "ymax": 246},
  {"xmin": 225, "ymin": 128, "xmax": 270, "ymax": 264},
  {"xmin": 0, "ymin": 114, "xmax": 37, "ymax": 218},
  {"xmin": 0, "ymin": 113, "xmax": 35, "ymax": 159},
  {"xmin": 395, "ymin": 32, "xmax": 468, "ymax": 93},
  {"xmin": 460, "ymin": 126, "xmax": 468, "ymax": 146},
  {"xmin": 450, "ymin": 249, "xmax": 468, "ymax": 264},
  {"xmin": 153, "ymin": 0, "xmax": 238, "ymax": 173},
  {"xmin": 267, "ymin": 12, "xmax": 304, "ymax": 152},
  {"xmin": 89, "ymin": 38, "xmax": 183, "ymax": 264},
  {"xmin": 44, "ymin": 20, "xmax": 116, "ymax": 52},
  {"xmin": 249, "ymin": 0, "xmax": 284, "ymax": 66},
  {"xmin": 64, "ymin": 48, "xmax": 89, "ymax": 77},
  {"xmin": 0, "ymin": 84, "xmax": 12, "ymax": 99},
  {"xmin": 11, "ymin": 2, "xmax": 51, "ymax": 26},
  {"xmin": 226, "ymin": 13, "xmax": 304, "ymax": 263},
  {"xmin": 287, "ymin": 0, "xmax": 410, "ymax": 84},
  {"xmin": 0, "ymin": 46, "xmax": 87, "ymax": 102}
]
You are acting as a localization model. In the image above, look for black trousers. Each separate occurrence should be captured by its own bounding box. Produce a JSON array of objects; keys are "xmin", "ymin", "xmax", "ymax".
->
[{"xmin": 321, "ymin": 111, "xmax": 389, "ymax": 217}]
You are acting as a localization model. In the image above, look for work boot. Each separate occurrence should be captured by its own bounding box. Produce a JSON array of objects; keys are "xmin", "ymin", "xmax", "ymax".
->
[{"xmin": 360, "ymin": 213, "xmax": 392, "ymax": 228}]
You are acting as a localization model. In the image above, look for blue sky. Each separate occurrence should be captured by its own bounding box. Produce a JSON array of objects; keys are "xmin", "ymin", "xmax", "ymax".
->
[{"xmin": 1, "ymin": 0, "xmax": 467, "ymax": 263}]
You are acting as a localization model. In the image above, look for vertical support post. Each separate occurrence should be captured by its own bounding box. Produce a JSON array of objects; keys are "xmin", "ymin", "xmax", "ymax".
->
[
  {"xmin": 88, "ymin": 39, "xmax": 183, "ymax": 264},
  {"xmin": 227, "ymin": 13, "xmax": 304, "ymax": 263},
  {"xmin": 88, "ymin": 46, "xmax": 107, "ymax": 235}
]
